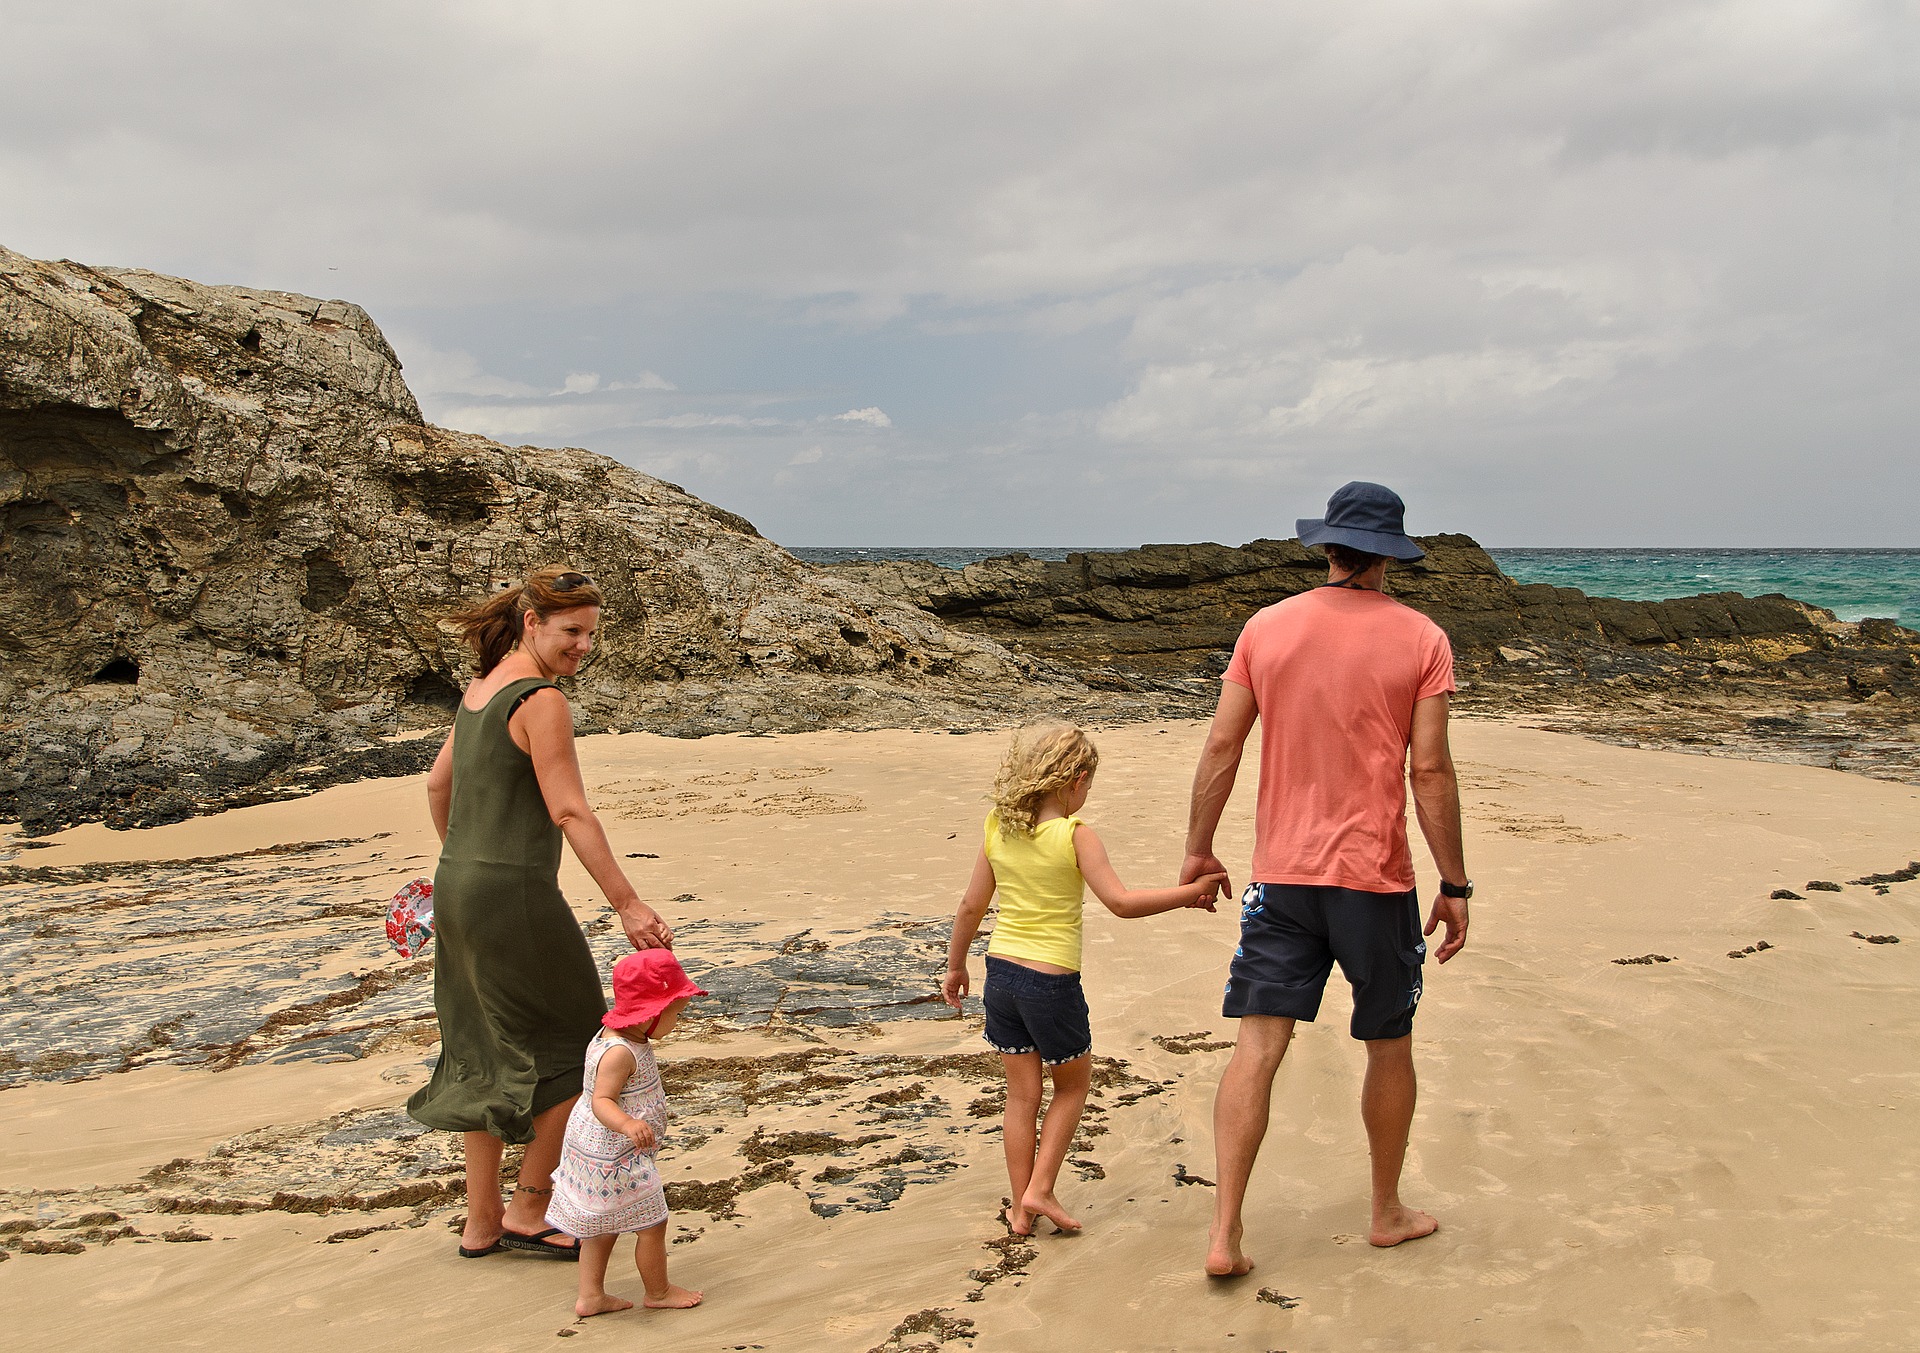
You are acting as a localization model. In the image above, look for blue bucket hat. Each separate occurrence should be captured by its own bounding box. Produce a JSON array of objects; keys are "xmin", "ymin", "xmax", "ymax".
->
[{"xmin": 1296, "ymin": 481, "xmax": 1425, "ymax": 562}]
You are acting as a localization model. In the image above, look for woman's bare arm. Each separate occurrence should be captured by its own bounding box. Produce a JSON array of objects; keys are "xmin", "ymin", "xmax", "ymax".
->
[
  {"xmin": 427, "ymin": 730, "xmax": 455, "ymax": 843},
  {"xmin": 1077, "ymin": 824, "xmax": 1225, "ymax": 918},
  {"xmin": 516, "ymin": 687, "xmax": 672, "ymax": 950}
]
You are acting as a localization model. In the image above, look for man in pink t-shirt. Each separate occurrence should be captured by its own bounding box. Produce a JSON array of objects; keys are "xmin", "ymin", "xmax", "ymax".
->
[{"xmin": 1181, "ymin": 481, "xmax": 1471, "ymax": 1278}]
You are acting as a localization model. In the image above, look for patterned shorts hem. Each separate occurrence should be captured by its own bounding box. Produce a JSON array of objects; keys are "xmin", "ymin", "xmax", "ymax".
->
[
  {"xmin": 985, "ymin": 1036, "xmax": 1038, "ymax": 1056},
  {"xmin": 1041, "ymin": 1044, "xmax": 1092, "ymax": 1067}
]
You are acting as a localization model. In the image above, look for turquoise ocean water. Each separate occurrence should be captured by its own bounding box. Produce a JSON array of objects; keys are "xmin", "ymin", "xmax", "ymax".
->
[{"xmin": 791, "ymin": 546, "xmax": 1920, "ymax": 628}]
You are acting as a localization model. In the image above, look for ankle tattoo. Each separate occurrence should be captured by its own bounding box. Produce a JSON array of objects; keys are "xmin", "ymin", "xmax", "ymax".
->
[{"xmin": 515, "ymin": 1184, "xmax": 553, "ymax": 1196}]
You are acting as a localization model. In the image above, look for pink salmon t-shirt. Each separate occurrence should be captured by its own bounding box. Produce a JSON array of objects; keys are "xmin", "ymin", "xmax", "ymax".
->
[{"xmin": 1223, "ymin": 588, "xmax": 1455, "ymax": 893}]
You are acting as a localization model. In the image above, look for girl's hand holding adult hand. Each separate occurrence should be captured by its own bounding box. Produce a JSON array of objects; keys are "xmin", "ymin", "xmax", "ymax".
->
[
  {"xmin": 619, "ymin": 902, "xmax": 673, "ymax": 951},
  {"xmin": 1186, "ymin": 871, "xmax": 1230, "ymax": 910}
]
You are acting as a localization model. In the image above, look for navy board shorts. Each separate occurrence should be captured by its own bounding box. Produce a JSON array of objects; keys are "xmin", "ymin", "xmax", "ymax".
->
[
  {"xmin": 1223, "ymin": 882, "xmax": 1426, "ymax": 1041},
  {"xmin": 982, "ymin": 956, "xmax": 1092, "ymax": 1065}
]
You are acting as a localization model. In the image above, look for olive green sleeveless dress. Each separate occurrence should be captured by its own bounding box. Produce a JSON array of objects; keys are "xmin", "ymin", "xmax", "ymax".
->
[{"xmin": 407, "ymin": 677, "xmax": 607, "ymax": 1144}]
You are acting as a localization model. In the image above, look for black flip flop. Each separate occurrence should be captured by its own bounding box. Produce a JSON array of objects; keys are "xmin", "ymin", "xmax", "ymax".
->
[
  {"xmin": 457, "ymin": 1239, "xmax": 503, "ymax": 1258},
  {"xmin": 498, "ymin": 1226, "xmax": 581, "ymax": 1260}
]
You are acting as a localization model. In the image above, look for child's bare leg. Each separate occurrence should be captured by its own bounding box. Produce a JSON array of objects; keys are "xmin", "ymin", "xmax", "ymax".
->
[
  {"xmin": 634, "ymin": 1221, "xmax": 702, "ymax": 1308},
  {"xmin": 1000, "ymin": 1052, "xmax": 1045, "ymax": 1235},
  {"xmin": 1020, "ymin": 1053, "xmax": 1090, "ymax": 1233},
  {"xmin": 574, "ymin": 1235, "xmax": 632, "ymax": 1318}
]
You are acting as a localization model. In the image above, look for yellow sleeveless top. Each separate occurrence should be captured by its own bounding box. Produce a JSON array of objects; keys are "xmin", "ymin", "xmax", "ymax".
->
[{"xmin": 983, "ymin": 810, "xmax": 1086, "ymax": 971}]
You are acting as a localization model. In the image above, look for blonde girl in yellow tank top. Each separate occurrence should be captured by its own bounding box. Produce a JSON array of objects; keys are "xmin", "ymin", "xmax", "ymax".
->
[{"xmin": 942, "ymin": 725, "xmax": 1228, "ymax": 1236}]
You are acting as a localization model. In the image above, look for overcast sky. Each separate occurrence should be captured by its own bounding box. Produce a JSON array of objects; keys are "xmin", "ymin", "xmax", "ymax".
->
[{"xmin": 4, "ymin": 2, "xmax": 1914, "ymax": 546}]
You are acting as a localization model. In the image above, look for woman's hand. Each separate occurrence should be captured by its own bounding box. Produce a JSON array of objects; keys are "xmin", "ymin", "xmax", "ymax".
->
[
  {"xmin": 942, "ymin": 965, "xmax": 971, "ymax": 1010},
  {"xmin": 622, "ymin": 1118, "xmax": 657, "ymax": 1152},
  {"xmin": 619, "ymin": 902, "xmax": 673, "ymax": 951}
]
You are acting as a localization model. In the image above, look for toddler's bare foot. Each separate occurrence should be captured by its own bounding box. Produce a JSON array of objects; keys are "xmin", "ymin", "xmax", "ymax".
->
[
  {"xmin": 1020, "ymin": 1189, "xmax": 1081, "ymax": 1234},
  {"xmin": 1003, "ymin": 1201, "xmax": 1033, "ymax": 1237},
  {"xmin": 574, "ymin": 1293, "xmax": 633, "ymax": 1319},
  {"xmin": 1369, "ymin": 1205, "xmax": 1438, "ymax": 1248},
  {"xmin": 1205, "ymin": 1220, "xmax": 1253, "ymax": 1277},
  {"xmin": 643, "ymin": 1284, "xmax": 703, "ymax": 1309}
]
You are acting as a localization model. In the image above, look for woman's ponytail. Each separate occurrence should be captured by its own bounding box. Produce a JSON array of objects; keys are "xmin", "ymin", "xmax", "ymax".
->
[{"xmin": 448, "ymin": 566, "xmax": 606, "ymax": 676}]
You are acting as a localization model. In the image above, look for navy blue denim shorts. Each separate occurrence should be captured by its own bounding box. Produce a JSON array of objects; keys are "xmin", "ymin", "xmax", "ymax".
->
[
  {"xmin": 1223, "ymin": 882, "xmax": 1425, "ymax": 1041},
  {"xmin": 982, "ymin": 956, "xmax": 1092, "ymax": 1065}
]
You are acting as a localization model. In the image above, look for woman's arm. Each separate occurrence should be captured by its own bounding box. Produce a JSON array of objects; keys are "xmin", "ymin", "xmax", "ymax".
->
[
  {"xmin": 1077, "ymin": 824, "xmax": 1226, "ymax": 919},
  {"xmin": 426, "ymin": 730, "xmax": 455, "ymax": 843},
  {"xmin": 588, "ymin": 1044, "xmax": 655, "ymax": 1150},
  {"xmin": 942, "ymin": 849, "xmax": 997, "ymax": 1008},
  {"xmin": 517, "ymin": 687, "xmax": 673, "ymax": 950}
]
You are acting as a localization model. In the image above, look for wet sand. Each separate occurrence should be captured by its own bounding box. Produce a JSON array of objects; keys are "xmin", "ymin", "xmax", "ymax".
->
[{"xmin": 2, "ymin": 720, "xmax": 1917, "ymax": 1351}]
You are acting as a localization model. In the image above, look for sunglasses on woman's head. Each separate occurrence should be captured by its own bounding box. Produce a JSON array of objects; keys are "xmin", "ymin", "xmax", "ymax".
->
[{"xmin": 552, "ymin": 572, "xmax": 596, "ymax": 592}]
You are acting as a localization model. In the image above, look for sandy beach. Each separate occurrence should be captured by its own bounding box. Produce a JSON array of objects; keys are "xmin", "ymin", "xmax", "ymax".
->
[{"xmin": 3, "ymin": 718, "xmax": 1917, "ymax": 1351}]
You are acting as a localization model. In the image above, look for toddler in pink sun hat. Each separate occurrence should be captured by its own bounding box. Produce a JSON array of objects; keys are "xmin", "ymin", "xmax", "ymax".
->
[{"xmin": 546, "ymin": 949, "xmax": 708, "ymax": 1319}]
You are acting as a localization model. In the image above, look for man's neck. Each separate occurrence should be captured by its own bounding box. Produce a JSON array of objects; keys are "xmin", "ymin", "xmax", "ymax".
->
[{"xmin": 1325, "ymin": 564, "xmax": 1390, "ymax": 591}]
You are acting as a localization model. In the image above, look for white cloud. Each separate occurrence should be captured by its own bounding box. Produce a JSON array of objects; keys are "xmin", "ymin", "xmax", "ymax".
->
[
  {"xmin": 833, "ymin": 407, "xmax": 892, "ymax": 427},
  {"xmin": 789, "ymin": 445, "xmax": 824, "ymax": 465},
  {"xmin": 608, "ymin": 371, "xmax": 676, "ymax": 391},
  {"xmin": 558, "ymin": 371, "xmax": 601, "ymax": 395},
  {"xmin": 386, "ymin": 335, "xmax": 540, "ymax": 399}
]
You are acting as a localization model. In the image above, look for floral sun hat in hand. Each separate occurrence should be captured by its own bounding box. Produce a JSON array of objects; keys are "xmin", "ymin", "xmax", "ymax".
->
[
  {"xmin": 385, "ymin": 878, "xmax": 434, "ymax": 959},
  {"xmin": 604, "ymin": 949, "xmax": 707, "ymax": 1030}
]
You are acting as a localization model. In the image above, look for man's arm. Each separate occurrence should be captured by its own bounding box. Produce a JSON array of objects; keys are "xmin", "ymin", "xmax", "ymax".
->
[
  {"xmin": 1181, "ymin": 680, "xmax": 1258, "ymax": 894},
  {"xmin": 1408, "ymin": 692, "xmax": 1469, "ymax": 963}
]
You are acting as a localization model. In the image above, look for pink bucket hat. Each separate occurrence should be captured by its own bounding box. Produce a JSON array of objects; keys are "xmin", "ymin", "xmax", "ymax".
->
[{"xmin": 604, "ymin": 949, "xmax": 707, "ymax": 1030}]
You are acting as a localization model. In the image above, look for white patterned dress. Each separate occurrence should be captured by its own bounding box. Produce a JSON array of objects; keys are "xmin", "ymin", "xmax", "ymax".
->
[{"xmin": 545, "ymin": 1029, "xmax": 670, "ymax": 1236}]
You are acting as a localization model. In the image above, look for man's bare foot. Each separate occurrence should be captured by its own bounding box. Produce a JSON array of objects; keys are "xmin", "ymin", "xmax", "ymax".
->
[
  {"xmin": 643, "ymin": 1284, "xmax": 703, "ymax": 1309},
  {"xmin": 574, "ymin": 1293, "xmax": 634, "ymax": 1318},
  {"xmin": 1020, "ymin": 1189, "xmax": 1081, "ymax": 1234},
  {"xmin": 1003, "ymin": 1201, "xmax": 1034, "ymax": 1237},
  {"xmin": 1205, "ymin": 1220, "xmax": 1254, "ymax": 1277},
  {"xmin": 1369, "ymin": 1205, "xmax": 1438, "ymax": 1247}
]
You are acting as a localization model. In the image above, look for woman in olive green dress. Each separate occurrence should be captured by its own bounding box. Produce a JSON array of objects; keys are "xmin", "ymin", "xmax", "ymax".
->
[{"xmin": 408, "ymin": 566, "xmax": 674, "ymax": 1259}]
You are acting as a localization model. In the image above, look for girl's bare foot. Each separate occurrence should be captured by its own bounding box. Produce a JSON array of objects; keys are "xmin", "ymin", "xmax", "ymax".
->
[
  {"xmin": 1003, "ymin": 1201, "xmax": 1034, "ymax": 1237},
  {"xmin": 643, "ymin": 1284, "xmax": 703, "ymax": 1309},
  {"xmin": 574, "ymin": 1293, "xmax": 634, "ymax": 1319},
  {"xmin": 1205, "ymin": 1221, "xmax": 1253, "ymax": 1277},
  {"xmin": 1369, "ymin": 1205, "xmax": 1438, "ymax": 1247},
  {"xmin": 1020, "ymin": 1189, "xmax": 1081, "ymax": 1234}
]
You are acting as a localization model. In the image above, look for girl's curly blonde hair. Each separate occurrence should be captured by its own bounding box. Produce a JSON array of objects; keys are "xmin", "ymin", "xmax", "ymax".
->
[{"xmin": 991, "ymin": 723, "xmax": 1100, "ymax": 836}]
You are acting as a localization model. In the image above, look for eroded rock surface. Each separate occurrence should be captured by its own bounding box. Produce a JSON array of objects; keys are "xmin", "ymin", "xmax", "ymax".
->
[
  {"xmin": 829, "ymin": 541, "xmax": 1920, "ymax": 782},
  {"xmin": 0, "ymin": 246, "xmax": 1066, "ymax": 832}
]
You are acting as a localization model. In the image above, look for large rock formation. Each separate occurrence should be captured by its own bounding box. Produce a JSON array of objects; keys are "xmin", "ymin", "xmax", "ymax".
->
[
  {"xmin": 829, "ymin": 541, "xmax": 1920, "ymax": 784},
  {"xmin": 0, "ymin": 247, "xmax": 1057, "ymax": 832},
  {"xmin": 826, "ymin": 538, "xmax": 1845, "ymax": 677}
]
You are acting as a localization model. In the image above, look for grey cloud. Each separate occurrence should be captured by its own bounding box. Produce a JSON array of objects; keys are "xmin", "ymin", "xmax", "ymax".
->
[{"xmin": 1, "ymin": 1, "xmax": 1912, "ymax": 545}]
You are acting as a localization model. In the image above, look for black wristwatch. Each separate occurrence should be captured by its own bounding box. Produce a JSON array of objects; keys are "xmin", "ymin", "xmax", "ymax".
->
[{"xmin": 1439, "ymin": 878, "xmax": 1474, "ymax": 900}]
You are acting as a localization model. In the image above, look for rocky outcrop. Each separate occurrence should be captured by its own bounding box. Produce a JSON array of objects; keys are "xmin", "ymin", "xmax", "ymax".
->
[
  {"xmin": 828, "ymin": 541, "xmax": 1920, "ymax": 784},
  {"xmin": 825, "ymin": 537, "xmax": 1843, "ymax": 676},
  {"xmin": 0, "ymin": 246, "xmax": 1060, "ymax": 832}
]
